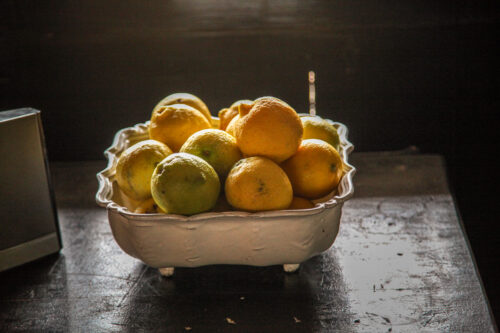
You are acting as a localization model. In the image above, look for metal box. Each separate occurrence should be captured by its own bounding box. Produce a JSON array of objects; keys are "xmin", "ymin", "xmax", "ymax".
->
[{"xmin": 0, "ymin": 108, "xmax": 62, "ymax": 271}]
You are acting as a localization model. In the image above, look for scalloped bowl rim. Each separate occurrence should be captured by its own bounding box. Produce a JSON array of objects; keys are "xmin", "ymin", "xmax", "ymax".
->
[{"xmin": 95, "ymin": 115, "xmax": 356, "ymax": 222}]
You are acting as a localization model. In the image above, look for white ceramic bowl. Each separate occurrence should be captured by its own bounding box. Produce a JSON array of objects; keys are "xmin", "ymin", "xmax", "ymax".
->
[{"xmin": 96, "ymin": 116, "xmax": 355, "ymax": 275}]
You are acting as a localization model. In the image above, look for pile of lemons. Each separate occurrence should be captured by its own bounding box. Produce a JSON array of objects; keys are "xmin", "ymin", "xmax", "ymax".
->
[{"xmin": 115, "ymin": 93, "xmax": 344, "ymax": 216}]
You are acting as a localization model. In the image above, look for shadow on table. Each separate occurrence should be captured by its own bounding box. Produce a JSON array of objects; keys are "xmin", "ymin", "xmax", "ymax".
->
[
  {"xmin": 0, "ymin": 253, "xmax": 63, "ymax": 299},
  {"xmin": 0, "ymin": 253, "xmax": 70, "ymax": 331},
  {"xmin": 121, "ymin": 249, "xmax": 353, "ymax": 332}
]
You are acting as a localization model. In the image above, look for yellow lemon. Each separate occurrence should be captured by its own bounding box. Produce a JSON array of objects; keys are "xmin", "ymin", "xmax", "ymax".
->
[
  {"xmin": 233, "ymin": 96, "xmax": 303, "ymax": 163},
  {"xmin": 134, "ymin": 198, "xmax": 166, "ymax": 214},
  {"xmin": 281, "ymin": 139, "xmax": 344, "ymax": 199},
  {"xmin": 180, "ymin": 129, "xmax": 242, "ymax": 181},
  {"xmin": 116, "ymin": 139, "xmax": 172, "ymax": 200},
  {"xmin": 225, "ymin": 156, "xmax": 293, "ymax": 212},
  {"xmin": 288, "ymin": 196, "xmax": 315, "ymax": 209},
  {"xmin": 301, "ymin": 116, "xmax": 340, "ymax": 151},
  {"xmin": 149, "ymin": 104, "xmax": 211, "ymax": 152},
  {"xmin": 153, "ymin": 92, "xmax": 212, "ymax": 122},
  {"xmin": 218, "ymin": 99, "xmax": 253, "ymax": 131},
  {"xmin": 225, "ymin": 114, "xmax": 240, "ymax": 137},
  {"xmin": 151, "ymin": 153, "xmax": 220, "ymax": 215}
]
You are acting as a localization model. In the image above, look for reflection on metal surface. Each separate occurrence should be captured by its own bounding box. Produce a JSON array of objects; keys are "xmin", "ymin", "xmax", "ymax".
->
[{"xmin": 0, "ymin": 233, "xmax": 60, "ymax": 272}]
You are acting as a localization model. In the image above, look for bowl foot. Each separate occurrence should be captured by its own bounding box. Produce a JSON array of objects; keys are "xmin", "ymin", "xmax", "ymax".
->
[
  {"xmin": 158, "ymin": 267, "xmax": 175, "ymax": 277},
  {"xmin": 283, "ymin": 264, "xmax": 300, "ymax": 273}
]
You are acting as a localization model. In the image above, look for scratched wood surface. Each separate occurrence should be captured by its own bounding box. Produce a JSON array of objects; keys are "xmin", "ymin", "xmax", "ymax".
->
[{"xmin": 0, "ymin": 153, "xmax": 496, "ymax": 332}]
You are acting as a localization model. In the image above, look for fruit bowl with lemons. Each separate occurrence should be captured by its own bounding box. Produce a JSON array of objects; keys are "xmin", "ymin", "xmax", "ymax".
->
[{"xmin": 96, "ymin": 93, "xmax": 355, "ymax": 276}]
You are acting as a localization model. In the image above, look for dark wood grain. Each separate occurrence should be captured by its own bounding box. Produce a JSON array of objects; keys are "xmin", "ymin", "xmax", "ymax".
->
[{"xmin": 0, "ymin": 153, "xmax": 495, "ymax": 332}]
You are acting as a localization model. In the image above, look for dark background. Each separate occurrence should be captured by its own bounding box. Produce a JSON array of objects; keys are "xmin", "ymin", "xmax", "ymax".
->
[{"xmin": 2, "ymin": 0, "xmax": 498, "ymax": 320}]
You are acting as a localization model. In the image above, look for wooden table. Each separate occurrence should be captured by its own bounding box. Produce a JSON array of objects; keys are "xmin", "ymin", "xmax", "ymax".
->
[{"xmin": 0, "ymin": 153, "xmax": 496, "ymax": 332}]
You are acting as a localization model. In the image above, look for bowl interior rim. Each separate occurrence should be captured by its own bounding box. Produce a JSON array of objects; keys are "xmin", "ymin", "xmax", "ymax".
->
[{"xmin": 96, "ymin": 115, "xmax": 356, "ymax": 221}]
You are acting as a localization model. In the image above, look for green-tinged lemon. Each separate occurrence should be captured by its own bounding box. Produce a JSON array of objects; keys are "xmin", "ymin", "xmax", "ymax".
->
[
  {"xmin": 301, "ymin": 116, "xmax": 340, "ymax": 152},
  {"xmin": 151, "ymin": 153, "xmax": 220, "ymax": 215},
  {"xmin": 180, "ymin": 129, "xmax": 242, "ymax": 181}
]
